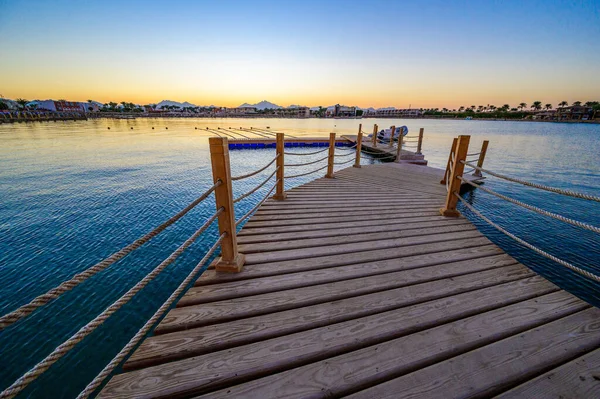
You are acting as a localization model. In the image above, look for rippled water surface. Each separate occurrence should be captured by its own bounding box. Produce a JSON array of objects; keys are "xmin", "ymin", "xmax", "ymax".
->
[{"xmin": 0, "ymin": 118, "xmax": 599, "ymax": 397}]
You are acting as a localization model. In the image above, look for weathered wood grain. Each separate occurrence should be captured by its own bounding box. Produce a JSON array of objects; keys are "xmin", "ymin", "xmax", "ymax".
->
[
  {"xmin": 161, "ymin": 264, "xmax": 532, "ymax": 332},
  {"xmin": 126, "ymin": 276, "xmax": 556, "ymax": 371},
  {"xmin": 238, "ymin": 223, "xmax": 476, "ymax": 253},
  {"xmin": 496, "ymin": 347, "xmax": 600, "ymax": 398},
  {"xmin": 196, "ymin": 291, "xmax": 586, "ymax": 399},
  {"xmin": 100, "ymin": 278, "xmax": 572, "ymax": 399},
  {"xmin": 198, "ymin": 239, "xmax": 496, "ymax": 284},
  {"xmin": 348, "ymin": 307, "xmax": 600, "ymax": 399},
  {"xmin": 236, "ymin": 218, "xmax": 471, "ymax": 244},
  {"xmin": 187, "ymin": 252, "xmax": 515, "ymax": 304}
]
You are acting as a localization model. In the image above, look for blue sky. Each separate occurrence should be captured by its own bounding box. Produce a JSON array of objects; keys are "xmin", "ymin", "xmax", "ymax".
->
[{"xmin": 1, "ymin": 0, "xmax": 598, "ymax": 108}]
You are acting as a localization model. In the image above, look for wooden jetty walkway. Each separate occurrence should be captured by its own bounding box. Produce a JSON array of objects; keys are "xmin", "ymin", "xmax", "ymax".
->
[
  {"xmin": 1, "ymin": 129, "xmax": 598, "ymax": 399},
  {"xmin": 97, "ymin": 161, "xmax": 600, "ymax": 398}
]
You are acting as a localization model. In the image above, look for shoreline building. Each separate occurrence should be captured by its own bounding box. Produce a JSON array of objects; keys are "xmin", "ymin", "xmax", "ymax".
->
[{"xmin": 364, "ymin": 108, "xmax": 422, "ymax": 118}]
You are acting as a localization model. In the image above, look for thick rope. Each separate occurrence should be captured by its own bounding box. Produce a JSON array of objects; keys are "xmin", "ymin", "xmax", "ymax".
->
[
  {"xmin": 462, "ymin": 161, "xmax": 600, "ymax": 203},
  {"xmin": 285, "ymin": 156, "xmax": 328, "ymax": 167},
  {"xmin": 334, "ymin": 158, "xmax": 355, "ymax": 165},
  {"xmin": 334, "ymin": 143, "xmax": 358, "ymax": 151},
  {"xmin": 233, "ymin": 167, "xmax": 278, "ymax": 204},
  {"xmin": 231, "ymin": 154, "xmax": 278, "ymax": 181},
  {"xmin": 467, "ymin": 152, "xmax": 481, "ymax": 157},
  {"xmin": 334, "ymin": 150, "xmax": 355, "ymax": 158},
  {"xmin": 0, "ymin": 181, "xmax": 221, "ymax": 331},
  {"xmin": 284, "ymin": 147, "xmax": 329, "ymax": 156},
  {"xmin": 455, "ymin": 194, "xmax": 600, "ymax": 283},
  {"xmin": 459, "ymin": 177, "xmax": 600, "ymax": 234},
  {"xmin": 233, "ymin": 127, "xmax": 269, "ymax": 138},
  {"xmin": 236, "ymin": 180, "xmax": 278, "ymax": 227},
  {"xmin": 0, "ymin": 208, "xmax": 223, "ymax": 399},
  {"xmin": 285, "ymin": 164, "xmax": 329, "ymax": 179},
  {"xmin": 76, "ymin": 233, "xmax": 226, "ymax": 399},
  {"xmin": 243, "ymin": 128, "xmax": 276, "ymax": 137}
]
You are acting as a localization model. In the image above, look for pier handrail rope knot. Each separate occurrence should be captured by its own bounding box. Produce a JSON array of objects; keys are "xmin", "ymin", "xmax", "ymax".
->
[
  {"xmin": 461, "ymin": 160, "xmax": 600, "ymax": 202},
  {"xmin": 233, "ymin": 167, "xmax": 279, "ymax": 204},
  {"xmin": 0, "ymin": 207, "xmax": 225, "ymax": 399},
  {"xmin": 231, "ymin": 154, "xmax": 279, "ymax": 181},
  {"xmin": 454, "ymin": 193, "xmax": 600, "ymax": 284},
  {"xmin": 0, "ymin": 180, "xmax": 222, "ymax": 331},
  {"xmin": 76, "ymin": 232, "xmax": 227, "ymax": 399}
]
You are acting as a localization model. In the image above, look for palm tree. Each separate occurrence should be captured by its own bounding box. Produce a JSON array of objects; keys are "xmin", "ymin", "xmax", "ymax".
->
[
  {"xmin": 519, "ymin": 102, "xmax": 527, "ymax": 111},
  {"xmin": 502, "ymin": 104, "xmax": 510, "ymax": 111},
  {"xmin": 572, "ymin": 101, "xmax": 582, "ymax": 106},
  {"xmin": 531, "ymin": 101, "xmax": 542, "ymax": 111},
  {"xmin": 558, "ymin": 101, "xmax": 568, "ymax": 108},
  {"xmin": 15, "ymin": 98, "xmax": 29, "ymax": 110},
  {"xmin": 458, "ymin": 106, "xmax": 465, "ymax": 112}
]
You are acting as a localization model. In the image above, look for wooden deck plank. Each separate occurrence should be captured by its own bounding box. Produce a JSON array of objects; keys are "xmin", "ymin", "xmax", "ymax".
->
[
  {"xmin": 125, "ymin": 276, "xmax": 557, "ymax": 371},
  {"xmin": 237, "ymin": 215, "xmax": 463, "ymax": 236},
  {"xmin": 238, "ymin": 223, "xmax": 476, "ymax": 254},
  {"xmin": 196, "ymin": 291, "xmax": 587, "ymax": 399},
  {"xmin": 199, "ymin": 239, "xmax": 496, "ymax": 284},
  {"xmin": 236, "ymin": 219, "xmax": 472, "ymax": 244},
  {"xmin": 100, "ymin": 271, "xmax": 558, "ymax": 399},
  {"xmin": 348, "ymin": 307, "xmax": 600, "ymax": 399},
  {"xmin": 242, "ymin": 230, "xmax": 484, "ymax": 264},
  {"xmin": 187, "ymin": 252, "xmax": 515, "ymax": 304},
  {"xmin": 160, "ymin": 264, "xmax": 532, "ymax": 333},
  {"xmin": 496, "ymin": 347, "xmax": 600, "ymax": 398}
]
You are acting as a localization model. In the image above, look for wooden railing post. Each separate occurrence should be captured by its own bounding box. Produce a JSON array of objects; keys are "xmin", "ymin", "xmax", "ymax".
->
[
  {"xmin": 353, "ymin": 124, "xmax": 363, "ymax": 168},
  {"xmin": 416, "ymin": 128, "xmax": 424, "ymax": 154},
  {"xmin": 272, "ymin": 133, "xmax": 287, "ymax": 200},
  {"xmin": 388, "ymin": 125, "xmax": 396, "ymax": 148},
  {"xmin": 394, "ymin": 131, "xmax": 403, "ymax": 163},
  {"xmin": 440, "ymin": 137, "xmax": 458, "ymax": 185},
  {"xmin": 440, "ymin": 135, "xmax": 470, "ymax": 217},
  {"xmin": 209, "ymin": 137, "xmax": 245, "ymax": 272},
  {"xmin": 474, "ymin": 140, "xmax": 489, "ymax": 177},
  {"xmin": 372, "ymin": 124, "xmax": 378, "ymax": 147},
  {"xmin": 326, "ymin": 132, "xmax": 336, "ymax": 178}
]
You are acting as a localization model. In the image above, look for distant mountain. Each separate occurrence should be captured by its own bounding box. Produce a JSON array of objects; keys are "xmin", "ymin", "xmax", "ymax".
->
[
  {"xmin": 155, "ymin": 100, "xmax": 199, "ymax": 109},
  {"xmin": 239, "ymin": 100, "xmax": 282, "ymax": 110}
]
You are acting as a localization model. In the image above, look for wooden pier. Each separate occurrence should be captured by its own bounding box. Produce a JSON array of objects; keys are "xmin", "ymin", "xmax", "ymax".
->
[
  {"xmin": 97, "ymin": 162, "xmax": 600, "ymax": 398},
  {"xmin": 3, "ymin": 129, "xmax": 597, "ymax": 399}
]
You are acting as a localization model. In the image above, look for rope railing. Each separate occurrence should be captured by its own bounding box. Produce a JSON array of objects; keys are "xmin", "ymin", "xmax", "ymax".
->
[
  {"xmin": 458, "ymin": 176, "xmax": 600, "ymax": 234},
  {"xmin": 221, "ymin": 127, "xmax": 251, "ymax": 139},
  {"xmin": 285, "ymin": 164, "xmax": 328, "ymax": 179},
  {"xmin": 235, "ymin": 180, "xmax": 278, "ymax": 227},
  {"xmin": 285, "ymin": 155, "xmax": 328, "ymax": 167},
  {"xmin": 334, "ymin": 150, "xmax": 355, "ymax": 157},
  {"xmin": 231, "ymin": 154, "xmax": 278, "ymax": 181},
  {"xmin": 455, "ymin": 194, "xmax": 600, "ymax": 283},
  {"xmin": 233, "ymin": 167, "xmax": 279, "ymax": 204},
  {"xmin": 462, "ymin": 161, "xmax": 600, "ymax": 203},
  {"xmin": 284, "ymin": 147, "xmax": 329, "ymax": 156},
  {"xmin": 0, "ymin": 181, "xmax": 221, "ymax": 331},
  {"xmin": 334, "ymin": 158, "xmax": 355, "ymax": 165},
  {"xmin": 0, "ymin": 208, "xmax": 224, "ymax": 399},
  {"xmin": 76, "ymin": 232, "xmax": 226, "ymax": 399}
]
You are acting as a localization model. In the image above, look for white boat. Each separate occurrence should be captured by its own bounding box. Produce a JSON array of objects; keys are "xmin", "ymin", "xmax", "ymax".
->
[{"xmin": 366, "ymin": 126, "xmax": 408, "ymax": 142}]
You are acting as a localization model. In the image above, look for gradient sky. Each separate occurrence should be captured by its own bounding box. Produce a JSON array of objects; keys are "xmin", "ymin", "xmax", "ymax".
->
[{"xmin": 1, "ymin": 0, "xmax": 599, "ymax": 108}]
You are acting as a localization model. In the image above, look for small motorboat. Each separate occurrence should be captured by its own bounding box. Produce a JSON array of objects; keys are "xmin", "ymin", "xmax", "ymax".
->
[{"xmin": 366, "ymin": 126, "xmax": 408, "ymax": 143}]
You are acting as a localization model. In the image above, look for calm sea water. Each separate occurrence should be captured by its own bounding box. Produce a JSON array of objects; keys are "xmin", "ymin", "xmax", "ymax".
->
[{"xmin": 0, "ymin": 118, "xmax": 599, "ymax": 398}]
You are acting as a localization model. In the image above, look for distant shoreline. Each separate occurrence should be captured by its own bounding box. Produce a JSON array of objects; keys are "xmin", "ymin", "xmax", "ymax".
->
[{"xmin": 2, "ymin": 111, "xmax": 599, "ymax": 125}]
